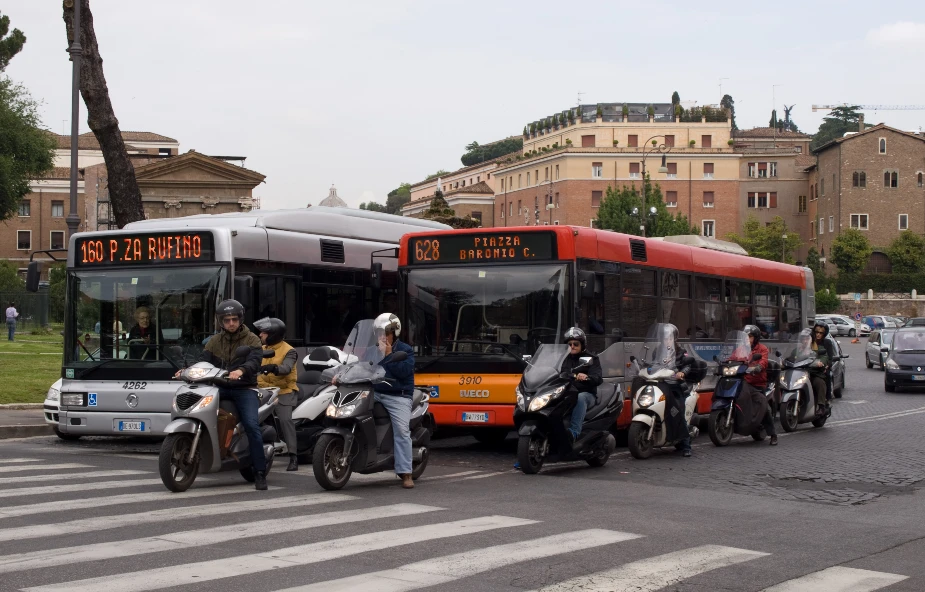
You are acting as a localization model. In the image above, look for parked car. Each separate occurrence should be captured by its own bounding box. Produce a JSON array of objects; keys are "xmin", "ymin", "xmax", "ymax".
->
[
  {"xmin": 904, "ymin": 317, "xmax": 925, "ymax": 327},
  {"xmin": 827, "ymin": 336, "xmax": 847, "ymax": 398},
  {"xmin": 866, "ymin": 329, "xmax": 896, "ymax": 371},
  {"xmin": 858, "ymin": 322, "xmax": 872, "ymax": 336},
  {"xmin": 818, "ymin": 315, "xmax": 859, "ymax": 337},
  {"xmin": 884, "ymin": 327, "xmax": 925, "ymax": 392},
  {"xmin": 862, "ymin": 315, "xmax": 899, "ymax": 331}
]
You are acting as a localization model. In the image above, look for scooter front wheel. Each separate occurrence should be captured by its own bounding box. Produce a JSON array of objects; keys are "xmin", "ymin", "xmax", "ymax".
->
[
  {"xmin": 779, "ymin": 400, "xmax": 800, "ymax": 432},
  {"xmin": 708, "ymin": 409, "xmax": 734, "ymax": 447},
  {"xmin": 312, "ymin": 434, "xmax": 353, "ymax": 490},
  {"xmin": 159, "ymin": 433, "xmax": 200, "ymax": 492},
  {"xmin": 517, "ymin": 434, "xmax": 546, "ymax": 474},
  {"xmin": 627, "ymin": 422, "xmax": 654, "ymax": 459}
]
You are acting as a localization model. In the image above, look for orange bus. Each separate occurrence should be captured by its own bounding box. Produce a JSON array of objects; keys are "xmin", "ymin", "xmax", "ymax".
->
[{"xmin": 398, "ymin": 226, "xmax": 815, "ymax": 441}]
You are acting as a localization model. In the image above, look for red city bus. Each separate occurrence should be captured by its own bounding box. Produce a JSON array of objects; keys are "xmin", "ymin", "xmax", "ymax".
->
[{"xmin": 398, "ymin": 226, "xmax": 814, "ymax": 441}]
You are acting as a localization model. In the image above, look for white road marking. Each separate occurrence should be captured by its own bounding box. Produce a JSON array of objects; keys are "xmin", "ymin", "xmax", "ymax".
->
[
  {"xmin": 0, "ymin": 458, "xmax": 40, "ymax": 464},
  {"xmin": 0, "ymin": 503, "xmax": 439, "ymax": 575},
  {"xmin": 761, "ymin": 566, "xmax": 908, "ymax": 591},
  {"xmin": 0, "ymin": 470, "xmax": 148, "ymax": 485},
  {"xmin": 0, "ymin": 478, "xmax": 162, "ymax": 499},
  {"xmin": 0, "ymin": 463, "xmax": 91, "ymax": 474},
  {"xmin": 275, "ymin": 529, "xmax": 641, "ymax": 592},
  {"xmin": 24, "ymin": 515, "xmax": 537, "ymax": 592},
  {"xmin": 0, "ymin": 493, "xmax": 350, "ymax": 543},
  {"xmin": 536, "ymin": 544, "xmax": 769, "ymax": 591}
]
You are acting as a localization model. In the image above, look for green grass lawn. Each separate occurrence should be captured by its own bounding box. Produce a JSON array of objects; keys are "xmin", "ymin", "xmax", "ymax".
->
[{"xmin": 0, "ymin": 331, "xmax": 63, "ymax": 404}]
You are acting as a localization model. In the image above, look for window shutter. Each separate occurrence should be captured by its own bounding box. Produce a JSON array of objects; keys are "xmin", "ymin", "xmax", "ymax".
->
[
  {"xmin": 703, "ymin": 163, "xmax": 714, "ymax": 174},
  {"xmin": 581, "ymin": 135, "xmax": 595, "ymax": 147},
  {"xmin": 591, "ymin": 191, "xmax": 603, "ymax": 207},
  {"xmin": 769, "ymin": 192, "xmax": 778, "ymax": 208},
  {"xmin": 703, "ymin": 191, "xmax": 715, "ymax": 204},
  {"xmin": 664, "ymin": 135, "xmax": 675, "ymax": 147},
  {"xmin": 758, "ymin": 163, "xmax": 767, "ymax": 171},
  {"xmin": 665, "ymin": 191, "xmax": 677, "ymax": 204},
  {"xmin": 667, "ymin": 163, "xmax": 677, "ymax": 175},
  {"xmin": 627, "ymin": 135, "xmax": 638, "ymax": 147},
  {"xmin": 629, "ymin": 163, "xmax": 640, "ymax": 174},
  {"xmin": 701, "ymin": 135, "xmax": 712, "ymax": 148}
]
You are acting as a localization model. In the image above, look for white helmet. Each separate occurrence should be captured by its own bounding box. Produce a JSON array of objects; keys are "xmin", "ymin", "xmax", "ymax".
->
[{"xmin": 374, "ymin": 312, "xmax": 401, "ymax": 340}]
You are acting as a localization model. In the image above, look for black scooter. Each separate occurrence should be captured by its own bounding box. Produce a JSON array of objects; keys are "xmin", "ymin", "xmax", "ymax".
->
[{"xmin": 513, "ymin": 344, "xmax": 622, "ymax": 474}]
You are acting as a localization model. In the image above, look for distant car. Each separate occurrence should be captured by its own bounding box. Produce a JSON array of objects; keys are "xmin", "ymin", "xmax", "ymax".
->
[
  {"xmin": 817, "ymin": 315, "xmax": 859, "ymax": 337},
  {"xmin": 827, "ymin": 336, "xmax": 847, "ymax": 398},
  {"xmin": 904, "ymin": 317, "xmax": 925, "ymax": 327},
  {"xmin": 863, "ymin": 315, "xmax": 899, "ymax": 331},
  {"xmin": 884, "ymin": 327, "xmax": 925, "ymax": 392},
  {"xmin": 866, "ymin": 329, "xmax": 896, "ymax": 371},
  {"xmin": 858, "ymin": 322, "xmax": 872, "ymax": 336}
]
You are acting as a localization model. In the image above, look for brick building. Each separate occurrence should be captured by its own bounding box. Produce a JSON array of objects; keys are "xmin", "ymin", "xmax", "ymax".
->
[{"xmin": 809, "ymin": 124, "xmax": 925, "ymax": 273}]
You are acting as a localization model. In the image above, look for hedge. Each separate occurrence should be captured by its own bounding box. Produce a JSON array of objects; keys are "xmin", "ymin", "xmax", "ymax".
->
[{"xmin": 836, "ymin": 273, "xmax": 925, "ymax": 293}]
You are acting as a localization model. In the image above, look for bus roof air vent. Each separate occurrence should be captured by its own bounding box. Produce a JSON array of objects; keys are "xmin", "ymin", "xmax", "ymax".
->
[
  {"xmin": 320, "ymin": 239, "xmax": 345, "ymax": 263},
  {"xmin": 629, "ymin": 239, "xmax": 647, "ymax": 262}
]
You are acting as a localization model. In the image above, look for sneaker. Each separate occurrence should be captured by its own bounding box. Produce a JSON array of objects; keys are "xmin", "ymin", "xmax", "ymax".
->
[
  {"xmin": 401, "ymin": 473, "xmax": 415, "ymax": 489},
  {"xmin": 682, "ymin": 450, "xmax": 692, "ymax": 458},
  {"xmin": 255, "ymin": 471, "xmax": 268, "ymax": 491},
  {"xmin": 769, "ymin": 435, "xmax": 778, "ymax": 446},
  {"xmin": 287, "ymin": 454, "xmax": 298, "ymax": 472}
]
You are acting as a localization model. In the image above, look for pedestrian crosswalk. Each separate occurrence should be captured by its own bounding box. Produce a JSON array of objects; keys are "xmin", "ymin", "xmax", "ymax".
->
[{"xmin": 0, "ymin": 455, "xmax": 912, "ymax": 592}]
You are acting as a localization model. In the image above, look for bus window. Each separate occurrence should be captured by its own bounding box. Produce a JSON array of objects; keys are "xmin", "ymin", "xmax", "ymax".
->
[
  {"xmin": 755, "ymin": 306, "xmax": 779, "ymax": 339},
  {"xmin": 661, "ymin": 272, "xmax": 690, "ymax": 299},
  {"xmin": 695, "ymin": 276, "xmax": 722, "ymax": 302},
  {"xmin": 781, "ymin": 307, "xmax": 802, "ymax": 339},
  {"xmin": 660, "ymin": 299, "xmax": 692, "ymax": 338},
  {"xmin": 755, "ymin": 284, "xmax": 779, "ymax": 307},
  {"xmin": 726, "ymin": 305, "xmax": 754, "ymax": 332},
  {"xmin": 623, "ymin": 267, "xmax": 656, "ymax": 294},
  {"xmin": 726, "ymin": 281, "xmax": 752, "ymax": 304},
  {"xmin": 782, "ymin": 287, "xmax": 801, "ymax": 309}
]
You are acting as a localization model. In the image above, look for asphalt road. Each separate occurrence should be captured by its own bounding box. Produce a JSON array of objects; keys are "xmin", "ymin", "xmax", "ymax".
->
[{"xmin": 1, "ymin": 340, "xmax": 925, "ymax": 591}]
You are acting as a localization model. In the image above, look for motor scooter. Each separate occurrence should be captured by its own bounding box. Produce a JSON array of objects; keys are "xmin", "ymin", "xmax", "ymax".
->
[
  {"xmin": 159, "ymin": 346, "xmax": 279, "ymax": 492},
  {"xmin": 312, "ymin": 320, "xmax": 434, "ymax": 490},
  {"xmin": 627, "ymin": 324, "xmax": 706, "ymax": 460},
  {"xmin": 708, "ymin": 330, "xmax": 769, "ymax": 446},
  {"xmin": 777, "ymin": 329, "xmax": 830, "ymax": 431},
  {"xmin": 513, "ymin": 344, "xmax": 621, "ymax": 474}
]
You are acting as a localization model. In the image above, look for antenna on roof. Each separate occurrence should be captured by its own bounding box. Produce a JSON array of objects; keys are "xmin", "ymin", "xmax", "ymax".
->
[{"xmin": 576, "ymin": 92, "xmax": 584, "ymax": 107}]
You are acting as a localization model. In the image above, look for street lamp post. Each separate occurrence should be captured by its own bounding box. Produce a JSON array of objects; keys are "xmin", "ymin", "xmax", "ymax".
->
[
  {"xmin": 66, "ymin": 0, "xmax": 83, "ymax": 239},
  {"xmin": 782, "ymin": 233, "xmax": 788, "ymax": 262},
  {"xmin": 636, "ymin": 135, "xmax": 671, "ymax": 237}
]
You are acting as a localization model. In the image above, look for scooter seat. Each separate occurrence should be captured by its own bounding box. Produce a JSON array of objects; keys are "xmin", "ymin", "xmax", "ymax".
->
[
  {"xmin": 295, "ymin": 382, "xmax": 328, "ymax": 405},
  {"xmin": 373, "ymin": 402, "xmax": 391, "ymax": 425},
  {"xmin": 585, "ymin": 383, "xmax": 620, "ymax": 419}
]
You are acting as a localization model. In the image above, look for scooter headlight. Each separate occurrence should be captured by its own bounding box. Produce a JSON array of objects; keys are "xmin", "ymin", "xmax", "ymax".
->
[
  {"xmin": 781, "ymin": 374, "xmax": 808, "ymax": 390},
  {"xmin": 182, "ymin": 366, "xmax": 211, "ymax": 381},
  {"xmin": 636, "ymin": 386, "xmax": 656, "ymax": 408},
  {"xmin": 722, "ymin": 366, "xmax": 739, "ymax": 377},
  {"xmin": 528, "ymin": 385, "xmax": 566, "ymax": 412},
  {"xmin": 326, "ymin": 390, "xmax": 369, "ymax": 418},
  {"xmin": 515, "ymin": 385, "xmax": 525, "ymax": 410},
  {"xmin": 189, "ymin": 395, "xmax": 214, "ymax": 412}
]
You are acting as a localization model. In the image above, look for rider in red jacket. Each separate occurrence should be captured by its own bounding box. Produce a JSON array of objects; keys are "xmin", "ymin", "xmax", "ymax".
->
[{"xmin": 744, "ymin": 325, "xmax": 777, "ymax": 446}]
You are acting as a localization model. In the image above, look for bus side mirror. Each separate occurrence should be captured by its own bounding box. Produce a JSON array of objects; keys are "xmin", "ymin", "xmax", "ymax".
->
[
  {"xmin": 233, "ymin": 275, "xmax": 253, "ymax": 311},
  {"xmin": 26, "ymin": 262, "xmax": 41, "ymax": 293},
  {"xmin": 579, "ymin": 271, "xmax": 595, "ymax": 300},
  {"xmin": 371, "ymin": 262, "xmax": 383, "ymax": 290}
]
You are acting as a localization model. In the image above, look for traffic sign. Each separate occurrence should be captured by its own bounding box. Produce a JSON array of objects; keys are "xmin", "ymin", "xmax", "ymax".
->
[
  {"xmin": 855, "ymin": 312, "xmax": 862, "ymax": 321},
  {"xmin": 854, "ymin": 292, "xmax": 862, "ymax": 303}
]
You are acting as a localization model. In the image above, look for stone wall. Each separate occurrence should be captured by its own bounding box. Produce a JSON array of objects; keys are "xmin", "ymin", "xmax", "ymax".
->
[{"xmin": 835, "ymin": 296, "xmax": 925, "ymax": 318}]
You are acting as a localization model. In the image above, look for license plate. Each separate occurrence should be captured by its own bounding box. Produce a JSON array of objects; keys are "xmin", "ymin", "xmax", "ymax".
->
[
  {"xmin": 462, "ymin": 412, "xmax": 489, "ymax": 423},
  {"xmin": 118, "ymin": 421, "xmax": 145, "ymax": 431},
  {"xmin": 912, "ymin": 376, "xmax": 925, "ymax": 381}
]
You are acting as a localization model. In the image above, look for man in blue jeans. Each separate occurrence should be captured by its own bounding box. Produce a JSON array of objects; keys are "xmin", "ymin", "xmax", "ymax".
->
[
  {"xmin": 562, "ymin": 327, "xmax": 603, "ymax": 444},
  {"xmin": 372, "ymin": 312, "xmax": 416, "ymax": 489}
]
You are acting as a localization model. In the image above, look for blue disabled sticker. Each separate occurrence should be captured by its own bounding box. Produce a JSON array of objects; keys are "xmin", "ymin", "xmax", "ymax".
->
[
  {"xmin": 88, "ymin": 393, "xmax": 98, "ymax": 406},
  {"xmin": 429, "ymin": 386, "xmax": 439, "ymax": 399}
]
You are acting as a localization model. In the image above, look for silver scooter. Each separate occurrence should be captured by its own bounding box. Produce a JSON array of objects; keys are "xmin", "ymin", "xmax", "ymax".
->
[{"xmin": 159, "ymin": 346, "xmax": 279, "ymax": 492}]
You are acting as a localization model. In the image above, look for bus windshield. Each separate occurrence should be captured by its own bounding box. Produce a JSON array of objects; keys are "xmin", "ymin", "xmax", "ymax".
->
[
  {"xmin": 65, "ymin": 265, "xmax": 228, "ymax": 368},
  {"xmin": 404, "ymin": 264, "xmax": 570, "ymax": 357}
]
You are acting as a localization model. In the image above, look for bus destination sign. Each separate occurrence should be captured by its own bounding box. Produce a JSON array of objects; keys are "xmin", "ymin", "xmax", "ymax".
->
[
  {"xmin": 75, "ymin": 232, "xmax": 216, "ymax": 267},
  {"xmin": 410, "ymin": 231, "xmax": 556, "ymax": 264}
]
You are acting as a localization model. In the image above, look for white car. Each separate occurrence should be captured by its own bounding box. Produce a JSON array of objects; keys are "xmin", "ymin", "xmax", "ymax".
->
[
  {"xmin": 43, "ymin": 379, "xmax": 79, "ymax": 441},
  {"xmin": 817, "ymin": 315, "xmax": 859, "ymax": 337}
]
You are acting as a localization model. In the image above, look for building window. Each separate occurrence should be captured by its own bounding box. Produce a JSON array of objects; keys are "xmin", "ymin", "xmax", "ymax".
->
[
  {"xmin": 702, "ymin": 220, "xmax": 715, "ymax": 237},
  {"xmin": 703, "ymin": 163, "xmax": 714, "ymax": 179},
  {"xmin": 509, "ymin": 203, "xmax": 513, "ymax": 218},
  {"xmin": 798, "ymin": 195, "xmax": 807, "ymax": 213},
  {"xmin": 517, "ymin": 199, "xmax": 521, "ymax": 213},
  {"xmin": 591, "ymin": 191, "xmax": 603, "ymax": 208},
  {"xmin": 555, "ymin": 192, "xmax": 559, "ymax": 207},
  {"xmin": 159, "ymin": 148, "xmax": 171, "ymax": 156},
  {"xmin": 702, "ymin": 135, "xmax": 712, "ymax": 148},
  {"xmin": 471, "ymin": 211, "xmax": 482, "ymax": 223},
  {"xmin": 627, "ymin": 135, "xmax": 638, "ymax": 148},
  {"xmin": 665, "ymin": 191, "xmax": 677, "ymax": 207},
  {"xmin": 555, "ymin": 165, "xmax": 559, "ymax": 180},
  {"xmin": 500, "ymin": 204, "xmax": 504, "ymax": 219},
  {"xmin": 592, "ymin": 162, "xmax": 603, "ymax": 178},
  {"xmin": 629, "ymin": 163, "xmax": 640, "ymax": 179},
  {"xmin": 829, "ymin": 216, "xmax": 834, "ymax": 232},
  {"xmin": 501, "ymin": 178, "xmax": 506, "ymax": 191},
  {"xmin": 747, "ymin": 192, "xmax": 756, "ymax": 208},
  {"xmin": 850, "ymin": 214, "xmax": 869, "ymax": 230},
  {"xmin": 769, "ymin": 192, "xmax": 778, "ymax": 208},
  {"xmin": 819, "ymin": 218, "xmax": 824, "ymax": 235},
  {"xmin": 769, "ymin": 162, "xmax": 777, "ymax": 177},
  {"xmin": 526, "ymin": 173, "xmax": 530, "ymax": 186},
  {"xmin": 664, "ymin": 135, "xmax": 675, "ymax": 148},
  {"xmin": 477, "ymin": 176, "xmax": 480, "ymax": 183},
  {"xmin": 461, "ymin": 180, "xmax": 465, "ymax": 187},
  {"xmin": 17, "ymin": 200, "xmax": 30, "ymax": 217},
  {"xmin": 810, "ymin": 185, "xmax": 814, "ymax": 201},
  {"xmin": 758, "ymin": 193, "xmax": 768, "ymax": 208},
  {"xmin": 703, "ymin": 191, "xmax": 715, "ymax": 207},
  {"xmin": 884, "ymin": 170, "xmax": 898, "ymax": 188},
  {"xmin": 518, "ymin": 174, "xmax": 522, "ymax": 188},
  {"xmin": 666, "ymin": 162, "xmax": 677, "ymax": 179},
  {"xmin": 50, "ymin": 230, "xmax": 65, "ymax": 250},
  {"xmin": 544, "ymin": 168, "xmax": 548, "ymax": 181},
  {"xmin": 748, "ymin": 162, "xmax": 777, "ymax": 178},
  {"xmin": 554, "ymin": 220, "xmax": 559, "ymax": 225},
  {"xmin": 852, "ymin": 171, "xmax": 866, "ymax": 188},
  {"xmin": 17, "ymin": 230, "xmax": 31, "ymax": 250},
  {"xmin": 879, "ymin": 138, "xmax": 886, "ymax": 154},
  {"xmin": 899, "ymin": 214, "xmax": 909, "ymax": 230},
  {"xmin": 547, "ymin": 193, "xmax": 554, "ymax": 206},
  {"xmin": 535, "ymin": 170, "xmax": 539, "ymax": 185},
  {"xmin": 581, "ymin": 135, "xmax": 595, "ymax": 148},
  {"xmin": 821, "ymin": 178, "xmax": 825, "ymax": 196}
]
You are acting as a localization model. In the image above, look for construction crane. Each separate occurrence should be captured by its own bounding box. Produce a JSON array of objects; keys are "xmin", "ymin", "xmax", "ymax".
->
[{"xmin": 812, "ymin": 104, "xmax": 925, "ymax": 112}]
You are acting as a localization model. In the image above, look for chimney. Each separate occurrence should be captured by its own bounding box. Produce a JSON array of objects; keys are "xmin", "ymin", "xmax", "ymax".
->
[{"xmin": 859, "ymin": 113, "xmax": 865, "ymax": 132}]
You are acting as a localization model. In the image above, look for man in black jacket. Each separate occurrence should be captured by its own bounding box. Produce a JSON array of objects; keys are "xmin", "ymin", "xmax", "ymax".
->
[{"xmin": 562, "ymin": 327, "xmax": 603, "ymax": 443}]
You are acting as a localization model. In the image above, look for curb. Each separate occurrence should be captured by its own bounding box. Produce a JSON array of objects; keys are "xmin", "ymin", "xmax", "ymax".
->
[
  {"xmin": 0, "ymin": 403, "xmax": 44, "ymax": 410},
  {"xmin": 0, "ymin": 424, "xmax": 54, "ymax": 440}
]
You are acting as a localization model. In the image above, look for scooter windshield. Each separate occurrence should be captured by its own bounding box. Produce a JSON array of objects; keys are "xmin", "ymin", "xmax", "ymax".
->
[
  {"xmin": 342, "ymin": 319, "xmax": 385, "ymax": 365},
  {"xmin": 523, "ymin": 344, "xmax": 571, "ymax": 391},
  {"xmin": 641, "ymin": 323, "xmax": 681, "ymax": 372},
  {"xmin": 330, "ymin": 360, "xmax": 387, "ymax": 385},
  {"xmin": 718, "ymin": 331, "xmax": 751, "ymax": 363},
  {"xmin": 784, "ymin": 328, "xmax": 816, "ymax": 365}
]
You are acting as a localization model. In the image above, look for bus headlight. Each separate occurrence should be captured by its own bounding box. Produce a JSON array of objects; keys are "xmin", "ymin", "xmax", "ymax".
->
[{"xmin": 61, "ymin": 393, "xmax": 85, "ymax": 406}]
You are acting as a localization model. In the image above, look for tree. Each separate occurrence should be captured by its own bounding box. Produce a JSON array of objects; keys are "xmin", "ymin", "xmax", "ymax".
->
[
  {"xmin": 425, "ymin": 169, "xmax": 449, "ymax": 181},
  {"xmin": 0, "ymin": 13, "xmax": 55, "ymax": 221},
  {"xmin": 385, "ymin": 182, "xmax": 411, "ymax": 214},
  {"xmin": 768, "ymin": 109, "xmax": 777, "ymax": 129},
  {"xmin": 816, "ymin": 288, "xmax": 840, "ymax": 314},
  {"xmin": 805, "ymin": 246, "xmax": 825, "ymax": 280},
  {"xmin": 358, "ymin": 201, "xmax": 388, "ymax": 213},
  {"xmin": 725, "ymin": 216, "xmax": 802, "ymax": 263},
  {"xmin": 0, "ymin": 11, "xmax": 26, "ymax": 71},
  {"xmin": 63, "ymin": 0, "xmax": 144, "ymax": 228},
  {"xmin": 596, "ymin": 176, "xmax": 698, "ymax": 237},
  {"xmin": 420, "ymin": 188, "xmax": 479, "ymax": 229},
  {"xmin": 48, "ymin": 263, "xmax": 66, "ymax": 323},
  {"xmin": 720, "ymin": 94, "xmax": 737, "ymax": 130},
  {"xmin": 887, "ymin": 231, "xmax": 925, "ymax": 274},
  {"xmin": 0, "ymin": 260, "xmax": 24, "ymax": 293},
  {"xmin": 671, "ymin": 91, "xmax": 680, "ymax": 108},
  {"xmin": 811, "ymin": 106, "xmax": 869, "ymax": 151},
  {"xmin": 830, "ymin": 228, "xmax": 873, "ymax": 274},
  {"xmin": 460, "ymin": 137, "xmax": 523, "ymax": 167}
]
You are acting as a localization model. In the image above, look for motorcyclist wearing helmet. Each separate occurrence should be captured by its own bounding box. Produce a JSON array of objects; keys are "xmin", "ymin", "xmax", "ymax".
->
[
  {"xmin": 562, "ymin": 327, "xmax": 603, "ymax": 444},
  {"xmin": 255, "ymin": 317, "xmax": 300, "ymax": 472},
  {"xmin": 743, "ymin": 325, "xmax": 778, "ymax": 446},
  {"xmin": 811, "ymin": 321, "xmax": 836, "ymax": 414},
  {"xmin": 185, "ymin": 299, "xmax": 267, "ymax": 490},
  {"xmin": 661, "ymin": 324, "xmax": 696, "ymax": 457},
  {"xmin": 373, "ymin": 313, "xmax": 416, "ymax": 489}
]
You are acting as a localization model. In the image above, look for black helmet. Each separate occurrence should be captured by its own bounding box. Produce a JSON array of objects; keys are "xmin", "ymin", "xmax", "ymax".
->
[
  {"xmin": 744, "ymin": 325, "xmax": 761, "ymax": 343},
  {"xmin": 254, "ymin": 317, "xmax": 286, "ymax": 345},
  {"xmin": 564, "ymin": 327, "xmax": 586, "ymax": 349},
  {"xmin": 216, "ymin": 299, "xmax": 244, "ymax": 323},
  {"xmin": 813, "ymin": 320, "xmax": 830, "ymax": 339}
]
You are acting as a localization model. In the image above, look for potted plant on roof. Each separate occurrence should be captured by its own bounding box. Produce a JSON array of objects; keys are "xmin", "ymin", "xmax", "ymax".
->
[
  {"xmin": 530, "ymin": 122, "xmax": 536, "ymax": 137},
  {"xmin": 689, "ymin": 139, "xmax": 696, "ymax": 147},
  {"xmin": 565, "ymin": 138, "xmax": 573, "ymax": 146},
  {"xmin": 596, "ymin": 105, "xmax": 603, "ymax": 118},
  {"xmin": 523, "ymin": 126, "xmax": 528, "ymax": 138},
  {"xmin": 647, "ymin": 104, "xmax": 655, "ymax": 121},
  {"xmin": 622, "ymin": 103, "xmax": 629, "ymax": 122}
]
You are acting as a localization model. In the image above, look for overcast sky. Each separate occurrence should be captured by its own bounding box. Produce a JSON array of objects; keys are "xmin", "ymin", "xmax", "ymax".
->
[{"xmin": 5, "ymin": 1, "xmax": 925, "ymax": 209}]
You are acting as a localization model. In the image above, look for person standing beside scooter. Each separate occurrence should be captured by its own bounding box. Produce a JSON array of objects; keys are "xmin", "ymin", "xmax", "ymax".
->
[
  {"xmin": 562, "ymin": 327, "xmax": 603, "ymax": 444},
  {"xmin": 743, "ymin": 325, "xmax": 777, "ymax": 446},
  {"xmin": 662, "ymin": 325, "xmax": 695, "ymax": 457},
  {"xmin": 255, "ymin": 317, "xmax": 300, "ymax": 472}
]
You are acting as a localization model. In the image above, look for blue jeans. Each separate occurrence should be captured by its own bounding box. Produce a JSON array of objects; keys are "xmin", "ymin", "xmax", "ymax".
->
[
  {"xmin": 7, "ymin": 320, "xmax": 15, "ymax": 341},
  {"xmin": 219, "ymin": 387, "xmax": 267, "ymax": 473},
  {"xmin": 374, "ymin": 392, "xmax": 413, "ymax": 475},
  {"xmin": 569, "ymin": 391, "xmax": 596, "ymax": 437}
]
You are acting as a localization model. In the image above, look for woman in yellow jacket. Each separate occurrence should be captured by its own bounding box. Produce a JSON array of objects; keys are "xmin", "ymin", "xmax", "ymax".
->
[{"xmin": 255, "ymin": 317, "xmax": 300, "ymax": 471}]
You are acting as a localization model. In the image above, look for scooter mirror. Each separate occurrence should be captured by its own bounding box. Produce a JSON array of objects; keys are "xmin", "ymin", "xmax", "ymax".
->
[
  {"xmin": 234, "ymin": 346, "xmax": 252, "ymax": 359},
  {"xmin": 579, "ymin": 356, "xmax": 592, "ymax": 365},
  {"xmin": 775, "ymin": 350, "xmax": 782, "ymax": 357},
  {"xmin": 262, "ymin": 350, "xmax": 275, "ymax": 358},
  {"xmin": 390, "ymin": 351, "xmax": 408, "ymax": 362},
  {"xmin": 629, "ymin": 355, "xmax": 637, "ymax": 363}
]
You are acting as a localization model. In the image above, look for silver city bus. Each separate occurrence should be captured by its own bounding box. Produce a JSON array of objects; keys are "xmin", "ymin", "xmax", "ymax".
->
[{"xmin": 30, "ymin": 207, "xmax": 448, "ymax": 439}]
